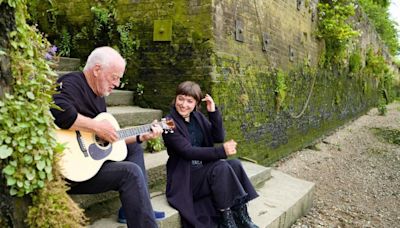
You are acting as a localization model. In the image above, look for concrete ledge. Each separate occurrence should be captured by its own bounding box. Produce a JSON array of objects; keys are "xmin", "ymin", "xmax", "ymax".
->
[
  {"xmin": 248, "ymin": 170, "xmax": 315, "ymax": 228},
  {"xmin": 108, "ymin": 106, "xmax": 163, "ymax": 128},
  {"xmin": 105, "ymin": 90, "xmax": 135, "ymax": 106},
  {"xmin": 55, "ymin": 57, "xmax": 81, "ymax": 71}
]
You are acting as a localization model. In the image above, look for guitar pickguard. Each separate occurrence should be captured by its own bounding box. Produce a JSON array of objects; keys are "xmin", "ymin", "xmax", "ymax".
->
[{"xmin": 88, "ymin": 143, "xmax": 112, "ymax": 160}]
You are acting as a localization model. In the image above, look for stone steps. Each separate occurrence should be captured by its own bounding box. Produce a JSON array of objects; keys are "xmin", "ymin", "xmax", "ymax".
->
[
  {"xmin": 55, "ymin": 57, "xmax": 81, "ymax": 71},
  {"xmin": 108, "ymin": 105, "xmax": 162, "ymax": 128},
  {"xmin": 105, "ymin": 90, "xmax": 135, "ymax": 106},
  {"xmin": 89, "ymin": 162, "xmax": 315, "ymax": 228},
  {"xmin": 89, "ymin": 160, "xmax": 273, "ymax": 228}
]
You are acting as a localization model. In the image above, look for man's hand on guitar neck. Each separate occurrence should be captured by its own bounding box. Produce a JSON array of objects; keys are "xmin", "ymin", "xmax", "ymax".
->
[{"xmin": 128, "ymin": 120, "xmax": 163, "ymax": 144}]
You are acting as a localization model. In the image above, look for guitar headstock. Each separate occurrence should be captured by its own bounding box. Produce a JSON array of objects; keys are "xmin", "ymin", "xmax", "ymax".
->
[{"xmin": 160, "ymin": 118, "xmax": 175, "ymax": 134}]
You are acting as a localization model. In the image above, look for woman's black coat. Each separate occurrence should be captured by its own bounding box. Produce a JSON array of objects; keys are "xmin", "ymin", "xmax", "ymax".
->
[{"xmin": 162, "ymin": 107, "xmax": 227, "ymax": 228}]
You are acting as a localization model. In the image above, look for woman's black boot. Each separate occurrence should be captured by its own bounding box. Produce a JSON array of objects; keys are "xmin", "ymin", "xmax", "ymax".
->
[
  {"xmin": 232, "ymin": 204, "xmax": 259, "ymax": 228},
  {"xmin": 219, "ymin": 209, "xmax": 237, "ymax": 228}
]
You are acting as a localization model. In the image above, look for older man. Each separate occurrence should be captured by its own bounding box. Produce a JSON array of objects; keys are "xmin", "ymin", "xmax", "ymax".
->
[{"xmin": 51, "ymin": 46, "xmax": 160, "ymax": 228}]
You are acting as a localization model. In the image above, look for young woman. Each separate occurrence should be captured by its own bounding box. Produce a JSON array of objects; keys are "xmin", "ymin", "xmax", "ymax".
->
[{"xmin": 162, "ymin": 81, "xmax": 259, "ymax": 228}]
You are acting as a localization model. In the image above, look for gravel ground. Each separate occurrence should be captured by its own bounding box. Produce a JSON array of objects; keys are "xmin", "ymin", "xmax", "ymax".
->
[{"xmin": 274, "ymin": 102, "xmax": 400, "ymax": 228}]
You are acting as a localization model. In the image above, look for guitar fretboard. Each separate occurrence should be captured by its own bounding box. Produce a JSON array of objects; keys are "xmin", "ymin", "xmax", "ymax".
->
[{"xmin": 117, "ymin": 124, "xmax": 153, "ymax": 140}]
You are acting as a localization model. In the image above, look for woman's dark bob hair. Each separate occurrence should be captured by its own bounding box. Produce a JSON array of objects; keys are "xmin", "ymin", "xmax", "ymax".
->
[{"xmin": 174, "ymin": 81, "xmax": 203, "ymax": 104}]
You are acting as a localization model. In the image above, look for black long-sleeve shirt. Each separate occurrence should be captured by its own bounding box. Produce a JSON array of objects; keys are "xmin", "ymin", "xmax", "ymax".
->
[{"xmin": 51, "ymin": 72, "xmax": 106, "ymax": 129}]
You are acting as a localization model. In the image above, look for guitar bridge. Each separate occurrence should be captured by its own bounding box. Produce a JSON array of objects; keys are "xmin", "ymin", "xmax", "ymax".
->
[{"xmin": 76, "ymin": 131, "xmax": 89, "ymax": 157}]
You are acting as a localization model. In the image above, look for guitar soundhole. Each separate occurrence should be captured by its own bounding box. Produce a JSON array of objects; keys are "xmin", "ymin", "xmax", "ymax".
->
[{"xmin": 95, "ymin": 135, "xmax": 110, "ymax": 147}]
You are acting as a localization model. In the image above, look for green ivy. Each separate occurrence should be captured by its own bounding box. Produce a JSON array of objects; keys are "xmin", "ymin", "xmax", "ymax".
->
[
  {"xmin": 317, "ymin": 0, "xmax": 359, "ymax": 66},
  {"xmin": 274, "ymin": 69, "xmax": 287, "ymax": 112},
  {"xmin": 358, "ymin": 0, "xmax": 400, "ymax": 56},
  {"xmin": 117, "ymin": 22, "xmax": 140, "ymax": 61},
  {"xmin": 348, "ymin": 49, "xmax": 362, "ymax": 75},
  {"xmin": 0, "ymin": 0, "xmax": 58, "ymax": 197},
  {"xmin": 146, "ymin": 138, "xmax": 164, "ymax": 153}
]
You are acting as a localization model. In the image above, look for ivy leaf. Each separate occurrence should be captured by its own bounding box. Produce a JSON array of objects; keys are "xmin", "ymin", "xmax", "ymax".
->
[
  {"xmin": 26, "ymin": 91, "xmax": 35, "ymax": 100},
  {"xmin": 9, "ymin": 188, "xmax": 17, "ymax": 196},
  {"xmin": 54, "ymin": 142, "xmax": 66, "ymax": 153},
  {"xmin": 38, "ymin": 171, "xmax": 45, "ymax": 179},
  {"xmin": 24, "ymin": 155, "xmax": 33, "ymax": 164},
  {"xmin": 37, "ymin": 180, "xmax": 44, "ymax": 188},
  {"xmin": 17, "ymin": 181, "xmax": 23, "ymax": 188},
  {"xmin": 27, "ymin": 49, "xmax": 34, "ymax": 57},
  {"xmin": 9, "ymin": 160, "xmax": 17, "ymax": 167},
  {"xmin": 6, "ymin": 176, "xmax": 16, "ymax": 186},
  {"xmin": 25, "ymin": 171, "xmax": 35, "ymax": 181},
  {"xmin": 0, "ymin": 145, "xmax": 12, "ymax": 159},
  {"xmin": 36, "ymin": 160, "xmax": 45, "ymax": 171},
  {"xmin": 44, "ymin": 165, "xmax": 52, "ymax": 174},
  {"xmin": 3, "ymin": 165, "xmax": 16, "ymax": 175}
]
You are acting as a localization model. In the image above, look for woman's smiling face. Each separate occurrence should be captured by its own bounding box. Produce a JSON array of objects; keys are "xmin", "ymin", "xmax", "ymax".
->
[{"xmin": 175, "ymin": 94, "xmax": 197, "ymax": 118}]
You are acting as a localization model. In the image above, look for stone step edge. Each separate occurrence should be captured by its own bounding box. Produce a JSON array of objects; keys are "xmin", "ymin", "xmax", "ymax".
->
[
  {"xmin": 154, "ymin": 169, "xmax": 314, "ymax": 228},
  {"xmin": 88, "ymin": 161, "xmax": 271, "ymax": 227},
  {"xmin": 53, "ymin": 57, "xmax": 81, "ymax": 71},
  {"xmin": 248, "ymin": 170, "xmax": 315, "ymax": 227},
  {"xmin": 107, "ymin": 106, "xmax": 163, "ymax": 128},
  {"xmin": 105, "ymin": 90, "xmax": 135, "ymax": 106}
]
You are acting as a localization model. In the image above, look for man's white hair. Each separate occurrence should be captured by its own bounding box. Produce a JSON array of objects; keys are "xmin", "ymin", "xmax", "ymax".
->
[{"xmin": 83, "ymin": 46, "xmax": 126, "ymax": 72}]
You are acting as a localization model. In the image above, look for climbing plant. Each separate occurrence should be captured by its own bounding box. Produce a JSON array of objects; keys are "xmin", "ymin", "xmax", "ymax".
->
[
  {"xmin": 317, "ymin": 0, "xmax": 359, "ymax": 66},
  {"xmin": 358, "ymin": 0, "xmax": 400, "ymax": 56},
  {"xmin": 0, "ymin": 0, "xmax": 86, "ymax": 226},
  {"xmin": 274, "ymin": 69, "xmax": 287, "ymax": 112}
]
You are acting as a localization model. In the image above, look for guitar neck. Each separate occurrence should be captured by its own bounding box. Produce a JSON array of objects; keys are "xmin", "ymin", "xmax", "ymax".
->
[{"xmin": 117, "ymin": 124, "xmax": 153, "ymax": 140}]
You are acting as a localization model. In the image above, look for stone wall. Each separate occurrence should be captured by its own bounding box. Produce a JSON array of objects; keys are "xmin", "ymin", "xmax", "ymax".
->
[
  {"xmin": 207, "ymin": 0, "xmax": 395, "ymax": 164},
  {"xmin": 212, "ymin": 0, "xmax": 320, "ymax": 69},
  {"xmin": 0, "ymin": 3, "xmax": 14, "ymax": 98},
  {"xmin": 32, "ymin": 0, "xmax": 399, "ymax": 165}
]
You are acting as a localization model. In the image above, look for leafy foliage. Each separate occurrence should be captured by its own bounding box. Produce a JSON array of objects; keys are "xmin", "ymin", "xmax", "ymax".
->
[
  {"xmin": 0, "ymin": 0, "xmax": 58, "ymax": 197},
  {"xmin": 358, "ymin": 0, "xmax": 400, "ymax": 55},
  {"xmin": 274, "ymin": 69, "xmax": 287, "ymax": 112},
  {"xmin": 27, "ymin": 159, "xmax": 87, "ymax": 228},
  {"xmin": 317, "ymin": 0, "xmax": 359, "ymax": 66},
  {"xmin": 146, "ymin": 138, "xmax": 164, "ymax": 153}
]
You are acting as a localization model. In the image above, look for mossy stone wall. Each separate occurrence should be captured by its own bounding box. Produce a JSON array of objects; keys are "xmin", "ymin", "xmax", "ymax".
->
[{"xmin": 208, "ymin": 0, "xmax": 393, "ymax": 165}]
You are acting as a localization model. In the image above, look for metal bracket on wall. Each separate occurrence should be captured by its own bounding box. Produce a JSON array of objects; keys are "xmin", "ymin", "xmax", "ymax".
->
[
  {"xmin": 235, "ymin": 19, "xmax": 244, "ymax": 42},
  {"xmin": 153, "ymin": 19, "xmax": 172, "ymax": 42},
  {"xmin": 297, "ymin": 0, "xmax": 302, "ymax": 10},
  {"xmin": 289, "ymin": 45, "xmax": 295, "ymax": 62},
  {"xmin": 262, "ymin": 32, "xmax": 269, "ymax": 51}
]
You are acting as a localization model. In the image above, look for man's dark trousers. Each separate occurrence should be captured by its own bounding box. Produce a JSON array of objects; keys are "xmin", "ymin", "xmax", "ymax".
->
[{"xmin": 68, "ymin": 143, "xmax": 157, "ymax": 228}]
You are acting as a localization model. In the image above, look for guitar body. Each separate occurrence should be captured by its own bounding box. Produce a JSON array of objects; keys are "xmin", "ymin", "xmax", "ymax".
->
[{"xmin": 56, "ymin": 113, "xmax": 127, "ymax": 182}]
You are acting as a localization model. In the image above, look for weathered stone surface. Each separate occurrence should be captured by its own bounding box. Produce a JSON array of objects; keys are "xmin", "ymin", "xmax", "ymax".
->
[{"xmin": 0, "ymin": 3, "xmax": 15, "ymax": 98}]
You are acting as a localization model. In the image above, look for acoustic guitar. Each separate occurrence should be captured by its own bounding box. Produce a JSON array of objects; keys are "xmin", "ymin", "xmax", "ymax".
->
[{"xmin": 55, "ymin": 112, "xmax": 175, "ymax": 182}]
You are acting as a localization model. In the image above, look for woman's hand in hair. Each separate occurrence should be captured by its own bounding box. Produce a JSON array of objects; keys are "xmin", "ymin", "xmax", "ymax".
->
[{"xmin": 202, "ymin": 94, "xmax": 216, "ymax": 112}]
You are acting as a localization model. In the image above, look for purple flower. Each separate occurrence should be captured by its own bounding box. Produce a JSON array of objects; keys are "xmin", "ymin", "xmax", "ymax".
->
[
  {"xmin": 50, "ymin": 45, "xmax": 58, "ymax": 55},
  {"xmin": 45, "ymin": 53, "xmax": 52, "ymax": 60}
]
